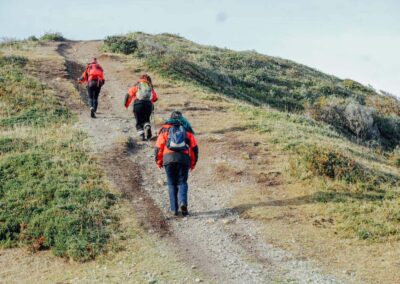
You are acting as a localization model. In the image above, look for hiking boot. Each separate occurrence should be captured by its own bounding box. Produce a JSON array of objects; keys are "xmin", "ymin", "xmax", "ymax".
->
[
  {"xmin": 167, "ymin": 211, "xmax": 178, "ymax": 219},
  {"xmin": 144, "ymin": 123, "xmax": 152, "ymax": 141},
  {"xmin": 180, "ymin": 205, "xmax": 189, "ymax": 216},
  {"xmin": 90, "ymin": 107, "xmax": 96, "ymax": 118}
]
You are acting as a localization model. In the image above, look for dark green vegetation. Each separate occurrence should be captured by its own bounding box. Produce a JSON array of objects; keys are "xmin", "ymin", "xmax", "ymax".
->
[
  {"xmin": 40, "ymin": 32, "xmax": 66, "ymax": 42},
  {"xmin": 103, "ymin": 36, "xmax": 138, "ymax": 55},
  {"xmin": 103, "ymin": 32, "xmax": 400, "ymax": 148},
  {"xmin": 0, "ymin": 55, "xmax": 117, "ymax": 261}
]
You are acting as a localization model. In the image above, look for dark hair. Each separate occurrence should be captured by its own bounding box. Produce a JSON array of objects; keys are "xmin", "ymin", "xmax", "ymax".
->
[
  {"xmin": 140, "ymin": 74, "xmax": 152, "ymax": 84},
  {"xmin": 170, "ymin": 111, "xmax": 183, "ymax": 119}
]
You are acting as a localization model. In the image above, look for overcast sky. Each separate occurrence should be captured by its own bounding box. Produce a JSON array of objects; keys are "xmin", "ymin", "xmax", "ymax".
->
[{"xmin": 1, "ymin": 0, "xmax": 399, "ymax": 96}]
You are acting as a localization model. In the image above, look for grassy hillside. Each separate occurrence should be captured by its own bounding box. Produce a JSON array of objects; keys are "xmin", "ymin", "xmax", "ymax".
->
[
  {"xmin": 104, "ymin": 33, "xmax": 400, "ymax": 242},
  {"xmin": 104, "ymin": 32, "xmax": 400, "ymax": 149},
  {"xmin": 0, "ymin": 54, "xmax": 117, "ymax": 261}
]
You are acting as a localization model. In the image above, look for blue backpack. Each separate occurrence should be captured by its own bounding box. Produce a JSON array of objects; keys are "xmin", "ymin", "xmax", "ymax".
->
[{"xmin": 167, "ymin": 125, "xmax": 188, "ymax": 152}]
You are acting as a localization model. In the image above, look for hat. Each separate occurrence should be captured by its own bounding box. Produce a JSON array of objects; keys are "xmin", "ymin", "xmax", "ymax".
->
[{"xmin": 170, "ymin": 111, "xmax": 183, "ymax": 119}]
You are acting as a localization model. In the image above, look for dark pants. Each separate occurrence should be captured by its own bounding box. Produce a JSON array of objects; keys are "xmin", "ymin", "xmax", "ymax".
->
[
  {"xmin": 133, "ymin": 100, "xmax": 153, "ymax": 133},
  {"xmin": 164, "ymin": 163, "xmax": 190, "ymax": 213},
  {"xmin": 88, "ymin": 80, "xmax": 102, "ymax": 112}
]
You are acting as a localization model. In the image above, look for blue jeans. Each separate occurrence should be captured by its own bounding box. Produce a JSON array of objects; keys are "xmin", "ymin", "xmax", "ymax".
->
[{"xmin": 164, "ymin": 163, "xmax": 189, "ymax": 213}]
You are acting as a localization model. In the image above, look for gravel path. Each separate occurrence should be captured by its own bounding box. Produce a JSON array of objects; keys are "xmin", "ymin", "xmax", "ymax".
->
[{"xmin": 60, "ymin": 40, "xmax": 346, "ymax": 284}]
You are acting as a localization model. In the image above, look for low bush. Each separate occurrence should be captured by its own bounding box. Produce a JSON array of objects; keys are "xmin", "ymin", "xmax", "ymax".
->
[
  {"xmin": 311, "ymin": 97, "xmax": 400, "ymax": 148},
  {"xmin": 300, "ymin": 145, "xmax": 360, "ymax": 182},
  {"xmin": 103, "ymin": 36, "xmax": 138, "ymax": 55},
  {"xmin": 27, "ymin": 35, "xmax": 38, "ymax": 42},
  {"xmin": 40, "ymin": 32, "xmax": 65, "ymax": 42}
]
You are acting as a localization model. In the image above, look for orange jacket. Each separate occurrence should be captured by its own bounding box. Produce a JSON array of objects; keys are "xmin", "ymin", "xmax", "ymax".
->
[
  {"xmin": 125, "ymin": 79, "xmax": 158, "ymax": 108},
  {"xmin": 155, "ymin": 124, "xmax": 198, "ymax": 169},
  {"xmin": 79, "ymin": 62, "xmax": 105, "ymax": 84}
]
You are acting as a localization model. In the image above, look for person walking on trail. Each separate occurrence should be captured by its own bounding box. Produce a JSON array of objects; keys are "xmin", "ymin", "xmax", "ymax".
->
[
  {"xmin": 155, "ymin": 111, "xmax": 198, "ymax": 217},
  {"xmin": 78, "ymin": 57, "xmax": 105, "ymax": 118},
  {"xmin": 124, "ymin": 74, "xmax": 158, "ymax": 141}
]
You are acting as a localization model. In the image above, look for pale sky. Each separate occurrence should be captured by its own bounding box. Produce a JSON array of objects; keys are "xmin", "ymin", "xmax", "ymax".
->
[{"xmin": 1, "ymin": 0, "xmax": 399, "ymax": 96}]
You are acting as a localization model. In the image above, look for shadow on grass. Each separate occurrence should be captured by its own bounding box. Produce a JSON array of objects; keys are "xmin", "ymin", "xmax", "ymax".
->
[{"xmin": 191, "ymin": 190, "xmax": 394, "ymax": 219}]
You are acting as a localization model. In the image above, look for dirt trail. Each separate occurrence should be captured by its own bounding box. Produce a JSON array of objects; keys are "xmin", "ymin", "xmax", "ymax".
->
[{"xmin": 59, "ymin": 41, "xmax": 345, "ymax": 283}]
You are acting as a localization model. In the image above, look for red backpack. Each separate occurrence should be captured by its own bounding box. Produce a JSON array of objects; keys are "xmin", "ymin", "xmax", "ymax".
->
[{"xmin": 88, "ymin": 63, "xmax": 103, "ymax": 80}]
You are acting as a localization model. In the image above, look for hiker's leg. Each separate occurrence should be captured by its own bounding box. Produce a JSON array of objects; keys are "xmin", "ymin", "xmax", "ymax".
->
[
  {"xmin": 133, "ymin": 102, "xmax": 145, "ymax": 138},
  {"xmin": 165, "ymin": 164, "xmax": 179, "ymax": 213},
  {"xmin": 143, "ymin": 101, "xmax": 152, "ymax": 124},
  {"xmin": 177, "ymin": 164, "xmax": 190, "ymax": 207},
  {"xmin": 93, "ymin": 85, "xmax": 101, "ymax": 112},
  {"xmin": 87, "ymin": 84, "xmax": 95, "ymax": 109},
  {"xmin": 143, "ymin": 101, "xmax": 153, "ymax": 139}
]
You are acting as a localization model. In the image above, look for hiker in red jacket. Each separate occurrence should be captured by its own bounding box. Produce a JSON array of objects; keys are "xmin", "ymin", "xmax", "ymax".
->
[
  {"xmin": 155, "ymin": 111, "xmax": 198, "ymax": 217},
  {"xmin": 78, "ymin": 57, "xmax": 105, "ymax": 118},
  {"xmin": 124, "ymin": 74, "xmax": 158, "ymax": 141}
]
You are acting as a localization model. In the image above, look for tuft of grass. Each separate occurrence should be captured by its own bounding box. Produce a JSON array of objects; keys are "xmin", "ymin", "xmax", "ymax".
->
[{"xmin": 0, "ymin": 55, "xmax": 117, "ymax": 261}]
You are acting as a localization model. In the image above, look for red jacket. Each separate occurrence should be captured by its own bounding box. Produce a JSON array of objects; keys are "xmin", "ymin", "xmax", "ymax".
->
[
  {"xmin": 125, "ymin": 79, "xmax": 158, "ymax": 108},
  {"xmin": 155, "ymin": 124, "xmax": 198, "ymax": 170},
  {"xmin": 79, "ymin": 62, "xmax": 105, "ymax": 84}
]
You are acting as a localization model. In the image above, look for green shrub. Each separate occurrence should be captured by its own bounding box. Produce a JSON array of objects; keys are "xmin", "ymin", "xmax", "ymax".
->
[
  {"xmin": 103, "ymin": 36, "xmax": 138, "ymax": 54},
  {"xmin": 300, "ymin": 145, "xmax": 360, "ymax": 182},
  {"xmin": 375, "ymin": 115, "xmax": 400, "ymax": 148},
  {"xmin": 0, "ymin": 55, "xmax": 28, "ymax": 67},
  {"xmin": 298, "ymin": 144, "xmax": 398, "ymax": 185},
  {"xmin": 27, "ymin": 35, "xmax": 38, "ymax": 42},
  {"xmin": 40, "ymin": 32, "xmax": 65, "ymax": 42}
]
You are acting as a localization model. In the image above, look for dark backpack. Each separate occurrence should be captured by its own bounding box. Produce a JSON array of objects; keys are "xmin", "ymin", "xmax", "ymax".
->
[{"xmin": 167, "ymin": 125, "xmax": 188, "ymax": 152}]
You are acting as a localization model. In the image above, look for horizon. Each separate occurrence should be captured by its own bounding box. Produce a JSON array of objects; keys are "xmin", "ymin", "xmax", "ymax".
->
[{"xmin": 1, "ymin": 0, "xmax": 399, "ymax": 96}]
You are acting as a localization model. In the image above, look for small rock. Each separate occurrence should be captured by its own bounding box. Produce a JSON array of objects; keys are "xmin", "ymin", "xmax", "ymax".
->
[
  {"xmin": 222, "ymin": 219, "xmax": 234, "ymax": 225},
  {"xmin": 206, "ymin": 218, "xmax": 216, "ymax": 224},
  {"xmin": 191, "ymin": 265, "xmax": 197, "ymax": 269},
  {"xmin": 195, "ymin": 278, "xmax": 202, "ymax": 283}
]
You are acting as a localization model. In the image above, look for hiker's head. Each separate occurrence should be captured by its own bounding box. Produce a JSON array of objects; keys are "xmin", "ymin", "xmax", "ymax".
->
[
  {"xmin": 140, "ymin": 74, "xmax": 152, "ymax": 84},
  {"xmin": 92, "ymin": 57, "xmax": 97, "ymax": 63},
  {"xmin": 170, "ymin": 111, "xmax": 183, "ymax": 119}
]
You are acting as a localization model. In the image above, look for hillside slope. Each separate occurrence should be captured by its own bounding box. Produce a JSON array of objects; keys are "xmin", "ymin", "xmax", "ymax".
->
[
  {"xmin": 104, "ymin": 33, "xmax": 400, "ymax": 149},
  {"xmin": 1, "ymin": 34, "xmax": 400, "ymax": 283}
]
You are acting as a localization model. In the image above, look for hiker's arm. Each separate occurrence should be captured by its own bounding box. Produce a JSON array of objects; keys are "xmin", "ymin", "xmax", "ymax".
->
[
  {"xmin": 124, "ymin": 86, "xmax": 137, "ymax": 108},
  {"xmin": 192, "ymin": 145, "xmax": 199, "ymax": 164},
  {"xmin": 151, "ymin": 89, "xmax": 158, "ymax": 103},
  {"xmin": 189, "ymin": 134, "xmax": 198, "ymax": 170},
  {"xmin": 155, "ymin": 132, "xmax": 166, "ymax": 168},
  {"xmin": 78, "ymin": 69, "xmax": 88, "ymax": 83}
]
